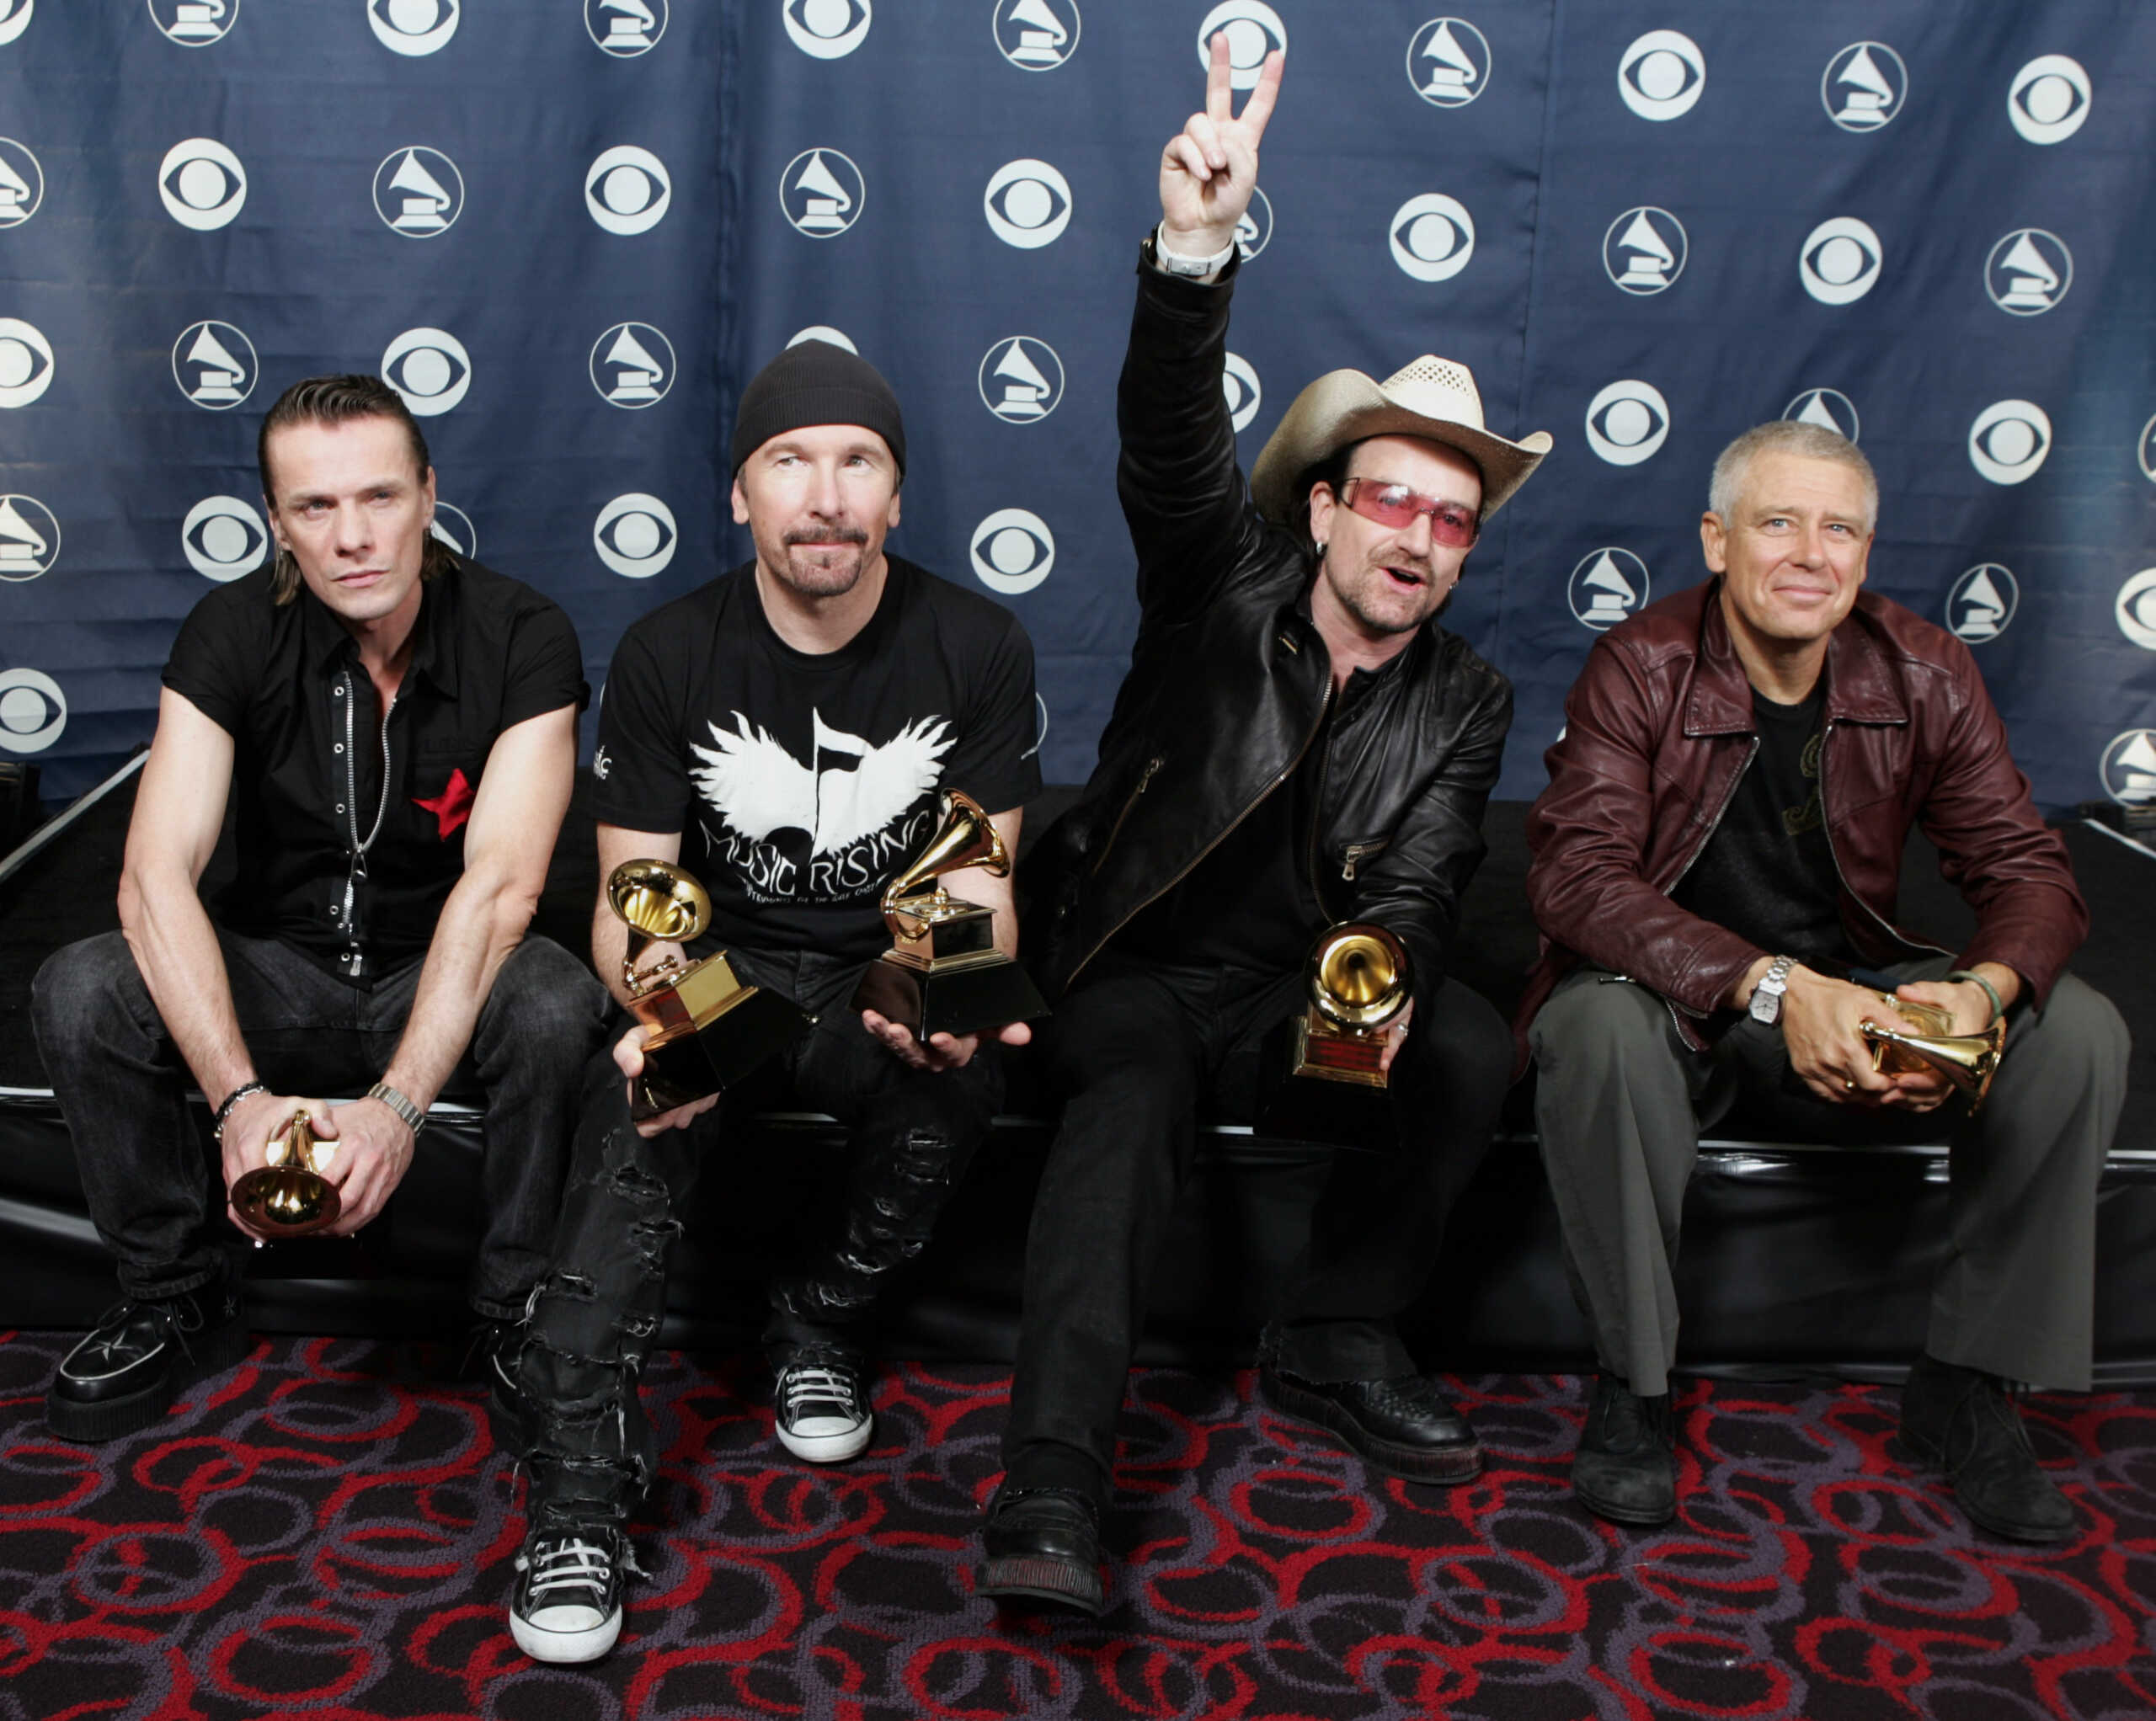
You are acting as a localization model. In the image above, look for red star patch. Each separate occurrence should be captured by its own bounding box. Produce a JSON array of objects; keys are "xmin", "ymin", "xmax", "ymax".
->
[{"xmin": 414, "ymin": 767, "xmax": 475, "ymax": 839}]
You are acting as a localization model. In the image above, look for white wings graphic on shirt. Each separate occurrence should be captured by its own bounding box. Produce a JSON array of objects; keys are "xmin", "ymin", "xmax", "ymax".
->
[{"xmin": 689, "ymin": 709, "xmax": 954, "ymax": 856}]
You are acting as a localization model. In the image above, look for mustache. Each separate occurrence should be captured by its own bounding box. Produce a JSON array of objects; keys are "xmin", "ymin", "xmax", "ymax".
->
[{"xmin": 783, "ymin": 525, "xmax": 868, "ymax": 548}]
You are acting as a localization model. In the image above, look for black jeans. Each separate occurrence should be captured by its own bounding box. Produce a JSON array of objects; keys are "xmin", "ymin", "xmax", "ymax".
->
[
  {"xmin": 1001, "ymin": 951, "xmax": 1514, "ymax": 1505},
  {"xmin": 31, "ymin": 929, "xmax": 612, "ymax": 1319},
  {"xmin": 516, "ymin": 947, "xmax": 1006, "ymax": 1517}
]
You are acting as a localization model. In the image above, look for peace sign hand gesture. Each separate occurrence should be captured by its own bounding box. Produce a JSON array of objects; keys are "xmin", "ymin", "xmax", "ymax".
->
[{"xmin": 1160, "ymin": 32, "xmax": 1284, "ymax": 263}]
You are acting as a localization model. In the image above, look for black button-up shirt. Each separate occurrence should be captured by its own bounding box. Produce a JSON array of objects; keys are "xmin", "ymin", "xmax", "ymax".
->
[{"xmin": 161, "ymin": 556, "xmax": 586, "ymax": 981}]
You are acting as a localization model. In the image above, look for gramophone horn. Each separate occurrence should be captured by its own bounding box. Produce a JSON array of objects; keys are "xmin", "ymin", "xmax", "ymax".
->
[
  {"xmin": 880, "ymin": 790, "xmax": 1008, "ymax": 937},
  {"xmin": 606, "ymin": 859, "xmax": 712, "ymax": 994},
  {"xmin": 1860, "ymin": 994, "xmax": 2007, "ymax": 1110},
  {"xmin": 1308, "ymin": 923, "xmax": 1412, "ymax": 1032},
  {"xmin": 231, "ymin": 1107, "xmax": 342, "ymax": 1239}
]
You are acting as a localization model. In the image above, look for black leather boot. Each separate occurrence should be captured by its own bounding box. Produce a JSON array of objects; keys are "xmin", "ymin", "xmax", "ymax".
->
[
  {"xmin": 976, "ymin": 1484, "xmax": 1106, "ymax": 1615},
  {"xmin": 45, "ymin": 1282, "xmax": 248, "ymax": 1442},
  {"xmin": 1899, "ymin": 1354, "xmax": 2076, "ymax": 1543},
  {"xmin": 1572, "ymin": 1372, "xmax": 1676, "ymax": 1527},
  {"xmin": 1259, "ymin": 1365, "xmax": 1482, "ymax": 1483}
]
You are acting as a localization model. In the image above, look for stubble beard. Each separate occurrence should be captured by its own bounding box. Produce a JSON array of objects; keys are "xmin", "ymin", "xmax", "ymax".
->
[{"xmin": 773, "ymin": 526, "xmax": 871, "ymax": 599}]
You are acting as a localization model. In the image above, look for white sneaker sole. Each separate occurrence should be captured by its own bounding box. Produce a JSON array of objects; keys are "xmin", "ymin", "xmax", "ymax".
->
[
  {"xmin": 776, "ymin": 1414, "xmax": 873, "ymax": 1464},
  {"xmin": 510, "ymin": 1603, "xmax": 622, "ymax": 1665}
]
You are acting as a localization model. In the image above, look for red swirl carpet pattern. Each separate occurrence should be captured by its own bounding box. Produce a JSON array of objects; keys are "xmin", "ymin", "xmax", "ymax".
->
[{"xmin": 2, "ymin": 1331, "xmax": 2153, "ymax": 1719}]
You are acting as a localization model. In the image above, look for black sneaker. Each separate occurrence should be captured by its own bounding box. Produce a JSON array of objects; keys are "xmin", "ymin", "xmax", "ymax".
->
[
  {"xmin": 510, "ymin": 1517, "xmax": 630, "ymax": 1664},
  {"xmin": 1259, "ymin": 1365, "xmax": 1483, "ymax": 1484},
  {"xmin": 1899, "ymin": 1354, "xmax": 2077, "ymax": 1543},
  {"xmin": 773, "ymin": 1344, "xmax": 873, "ymax": 1463},
  {"xmin": 976, "ymin": 1484, "xmax": 1107, "ymax": 1615},
  {"xmin": 1572, "ymin": 1372, "xmax": 1677, "ymax": 1527},
  {"xmin": 45, "ymin": 1284, "xmax": 248, "ymax": 1443}
]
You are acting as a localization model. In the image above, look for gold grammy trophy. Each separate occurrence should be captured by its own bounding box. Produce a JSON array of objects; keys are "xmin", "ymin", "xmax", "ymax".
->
[
  {"xmin": 1255, "ymin": 922, "xmax": 1414, "ymax": 1150},
  {"xmin": 1860, "ymin": 992, "xmax": 2006, "ymax": 1111},
  {"xmin": 849, "ymin": 789, "xmax": 1049, "ymax": 1040},
  {"xmin": 608, "ymin": 859, "xmax": 809, "ymax": 1119},
  {"xmin": 231, "ymin": 1108, "xmax": 342, "ymax": 1240}
]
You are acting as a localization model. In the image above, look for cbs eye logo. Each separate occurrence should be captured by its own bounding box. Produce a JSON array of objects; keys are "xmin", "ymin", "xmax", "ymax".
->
[
  {"xmin": 985, "ymin": 159, "xmax": 1070, "ymax": 248},
  {"xmin": 2114, "ymin": 567, "xmax": 2156, "ymax": 652},
  {"xmin": 788, "ymin": 324, "xmax": 857, "ymax": 353},
  {"xmin": 2139, "ymin": 413, "xmax": 2156, "ymax": 487},
  {"xmin": 181, "ymin": 495, "xmax": 267, "ymax": 581},
  {"xmin": 995, "ymin": 0, "xmax": 1079, "ymax": 71},
  {"xmin": 587, "ymin": 0, "xmax": 666, "ymax": 56},
  {"xmin": 1389, "ymin": 194, "xmax": 1474, "ymax": 282},
  {"xmin": 0, "ymin": 139, "xmax": 45, "ymax": 228},
  {"xmin": 0, "ymin": 494, "xmax": 59, "ymax": 580},
  {"xmin": 0, "ymin": 317, "xmax": 54, "ymax": 408},
  {"xmin": 1967, "ymin": 400, "xmax": 2051, "ymax": 485},
  {"xmin": 587, "ymin": 147, "xmax": 671, "ymax": 235},
  {"xmin": 382, "ymin": 328, "xmax": 470, "ymax": 416},
  {"xmin": 1221, "ymin": 351, "xmax": 1261, "ymax": 433},
  {"xmin": 1618, "ymin": 29, "xmax": 1704, "ymax": 120},
  {"xmin": 369, "ymin": 0, "xmax": 457, "ymax": 56},
  {"xmin": 0, "ymin": 669, "xmax": 66, "ymax": 755},
  {"xmin": 1197, "ymin": 2, "xmax": 1285, "ymax": 91},
  {"xmin": 1584, "ymin": 380, "xmax": 1668, "ymax": 466},
  {"xmin": 429, "ymin": 501, "xmax": 475, "ymax": 559},
  {"xmin": 969, "ymin": 509, "xmax": 1054, "ymax": 595},
  {"xmin": 782, "ymin": 148, "xmax": 864, "ymax": 237},
  {"xmin": 783, "ymin": 0, "xmax": 868, "ymax": 59},
  {"xmin": 1799, "ymin": 216, "xmax": 1881, "ymax": 305},
  {"xmin": 2008, "ymin": 55, "xmax": 2090, "ymax": 145},
  {"xmin": 0, "ymin": 0, "xmax": 31, "ymax": 46},
  {"xmin": 595, "ymin": 493, "xmax": 676, "ymax": 578},
  {"xmin": 158, "ymin": 138, "xmax": 246, "ymax": 230}
]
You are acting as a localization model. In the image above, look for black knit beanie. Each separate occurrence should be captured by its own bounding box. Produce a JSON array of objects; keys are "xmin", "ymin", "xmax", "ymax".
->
[{"xmin": 730, "ymin": 339, "xmax": 906, "ymax": 480}]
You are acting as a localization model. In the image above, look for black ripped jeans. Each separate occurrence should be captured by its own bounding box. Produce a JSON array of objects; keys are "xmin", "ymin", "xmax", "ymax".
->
[{"xmin": 515, "ymin": 946, "xmax": 1004, "ymax": 1521}]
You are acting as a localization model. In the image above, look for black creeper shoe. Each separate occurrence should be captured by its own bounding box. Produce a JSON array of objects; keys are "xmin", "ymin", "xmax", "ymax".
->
[
  {"xmin": 1259, "ymin": 1364, "xmax": 1483, "ymax": 1484},
  {"xmin": 45, "ymin": 1284, "xmax": 249, "ymax": 1443},
  {"xmin": 1899, "ymin": 1353, "xmax": 2077, "ymax": 1543},
  {"xmin": 1572, "ymin": 1372, "xmax": 1677, "ymax": 1527},
  {"xmin": 510, "ymin": 1516, "xmax": 632, "ymax": 1664},
  {"xmin": 976, "ymin": 1484, "xmax": 1107, "ymax": 1615}
]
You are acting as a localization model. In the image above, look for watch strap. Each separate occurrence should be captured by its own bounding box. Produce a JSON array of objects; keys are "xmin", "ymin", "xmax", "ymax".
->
[
  {"xmin": 366, "ymin": 1081, "xmax": 425, "ymax": 1137},
  {"xmin": 1749, "ymin": 954, "xmax": 1796, "ymax": 1023}
]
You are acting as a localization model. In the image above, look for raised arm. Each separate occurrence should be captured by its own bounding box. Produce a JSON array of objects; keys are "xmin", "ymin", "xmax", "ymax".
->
[{"xmin": 1118, "ymin": 36, "xmax": 1284, "ymax": 615}]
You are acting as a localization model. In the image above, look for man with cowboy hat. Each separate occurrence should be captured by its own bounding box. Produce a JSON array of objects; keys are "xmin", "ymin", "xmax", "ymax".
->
[{"xmin": 976, "ymin": 40, "xmax": 1549, "ymax": 1614}]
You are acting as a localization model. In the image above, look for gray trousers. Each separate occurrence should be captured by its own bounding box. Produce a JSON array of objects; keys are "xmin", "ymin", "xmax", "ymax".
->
[{"xmin": 1529, "ymin": 956, "xmax": 2130, "ymax": 1397}]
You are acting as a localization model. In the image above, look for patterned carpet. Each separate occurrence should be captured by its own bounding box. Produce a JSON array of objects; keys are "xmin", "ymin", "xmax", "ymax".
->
[{"xmin": 2, "ymin": 1331, "xmax": 2153, "ymax": 1720}]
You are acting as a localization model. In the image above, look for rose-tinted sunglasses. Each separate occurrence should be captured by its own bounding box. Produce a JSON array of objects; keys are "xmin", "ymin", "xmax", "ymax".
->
[{"xmin": 1338, "ymin": 477, "xmax": 1480, "ymax": 548}]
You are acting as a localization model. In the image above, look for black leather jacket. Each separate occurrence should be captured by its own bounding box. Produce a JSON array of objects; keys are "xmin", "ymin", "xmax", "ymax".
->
[{"xmin": 1024, "ymin": 248, "xmax": 1513, "ymax": 1004}]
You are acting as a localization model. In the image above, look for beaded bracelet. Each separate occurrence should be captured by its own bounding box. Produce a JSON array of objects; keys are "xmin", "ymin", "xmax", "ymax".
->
[{"xmin": 211, "ymin": 1080, "xmax": 269, "ymax": 1143}]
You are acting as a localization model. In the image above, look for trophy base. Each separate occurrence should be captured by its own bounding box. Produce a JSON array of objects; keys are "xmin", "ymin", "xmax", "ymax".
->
[
  {"xmin": 632, "ymin": 983, "xmax": 809, "ymax": 1121},
  {"xmin": 1251, "ymin": 1015, "xmax": 1401, "ymax": 1152},
  {"xmin": 851, "ymin": 951, "xmax": 1049, "ymax": 1042}
]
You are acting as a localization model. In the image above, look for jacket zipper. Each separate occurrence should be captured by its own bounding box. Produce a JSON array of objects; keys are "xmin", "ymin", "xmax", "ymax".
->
[
  {"xmin": 1817, "ymin": 717, "xmax": 1950, "ymax": 958},
  {"xmin": 1339, "ymin": 839, "xmax": 1386, "ymax": 883},
  {"xmin": 1072, "ymin": 677, "xmax": 1336, "ymax": 986},
  {"xmin": 1645, "ymin": 733, "xmax": 1757, "ymax": 1036},
  {"xmin": 1091, "ymin": 754, "xmax": 1163, "ymax": 875}
]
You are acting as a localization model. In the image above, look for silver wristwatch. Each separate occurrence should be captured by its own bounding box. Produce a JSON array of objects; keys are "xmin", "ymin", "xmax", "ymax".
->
[
  {"xmin": 366, "ymin": 1081, "xmax": 425, "ymax": 1137},
  {"xmin": 1748, "ymin": 955, "xmax": 1796, "ymax": 1026}
]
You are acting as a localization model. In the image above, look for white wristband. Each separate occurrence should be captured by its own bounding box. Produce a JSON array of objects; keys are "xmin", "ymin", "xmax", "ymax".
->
[{"xmin": 1154, "ymin": 222, "xmax": 1235, "ymax": 280}]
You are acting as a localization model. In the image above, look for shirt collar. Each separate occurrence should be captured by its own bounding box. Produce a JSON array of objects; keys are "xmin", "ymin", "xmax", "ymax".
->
[
  {"xmin": 297, "ymin": 565, "xmax": 459, "ymax": 698},
  {"xmin": 1687, "ymin": 578, "xmax": 1906, "ymax": 734}
]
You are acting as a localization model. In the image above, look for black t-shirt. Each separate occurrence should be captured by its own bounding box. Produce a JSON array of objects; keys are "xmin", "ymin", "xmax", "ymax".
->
[
  {"xmin": 161, "ymin": 557, "xmax": 587, "ymax": 979},
  {"xmin": 1670, "ymin": 683, "xmax": 1856, "ymax": 969},
  {"xmin": 590, "ymin": 556, "xmax": 1041, "ymax": 966}
]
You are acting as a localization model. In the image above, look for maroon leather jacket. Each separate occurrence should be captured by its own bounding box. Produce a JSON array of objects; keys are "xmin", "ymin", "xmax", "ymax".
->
[{"xmin": 1516, "ymin": 578, "xmax": 2086, "ymax": 1064}]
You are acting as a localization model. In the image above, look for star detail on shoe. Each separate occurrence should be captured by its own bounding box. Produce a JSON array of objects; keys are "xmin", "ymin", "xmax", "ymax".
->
[{"xmin": 414, "ymin": 768, "xmax": 476, "ymax": 839}]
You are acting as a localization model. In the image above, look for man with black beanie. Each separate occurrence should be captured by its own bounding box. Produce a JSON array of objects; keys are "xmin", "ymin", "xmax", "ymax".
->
[{"xmin": 504, "ymin": 340, "xmax": 1042, "ymax": 1664}]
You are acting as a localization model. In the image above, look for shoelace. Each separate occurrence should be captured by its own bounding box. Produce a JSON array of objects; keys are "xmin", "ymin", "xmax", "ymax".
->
[
  {"xmin": 525, "ymin": 1536, "xmax": 614, "ymax": 1600},
  {"xmin": 782, "ymin": 1363, "xmax": 862, "ymax": 1418}
]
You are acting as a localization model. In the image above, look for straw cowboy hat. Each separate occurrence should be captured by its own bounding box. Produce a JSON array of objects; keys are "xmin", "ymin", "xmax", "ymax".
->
[{"xmin": 1250, "ymin": 354, "xmax": 1553, "ymax": 531}]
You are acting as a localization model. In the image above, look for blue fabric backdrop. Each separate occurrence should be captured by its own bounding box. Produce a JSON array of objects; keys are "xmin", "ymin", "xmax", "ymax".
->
[{"xmin": 0, "ymin": 1, "xmax": 2151, "ymax": 814}]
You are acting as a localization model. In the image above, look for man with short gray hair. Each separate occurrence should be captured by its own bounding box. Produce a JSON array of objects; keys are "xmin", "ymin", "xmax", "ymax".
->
[{"xmin": 1518, "ymin": 418, "xmax": 2128, "ymax": 1541}]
